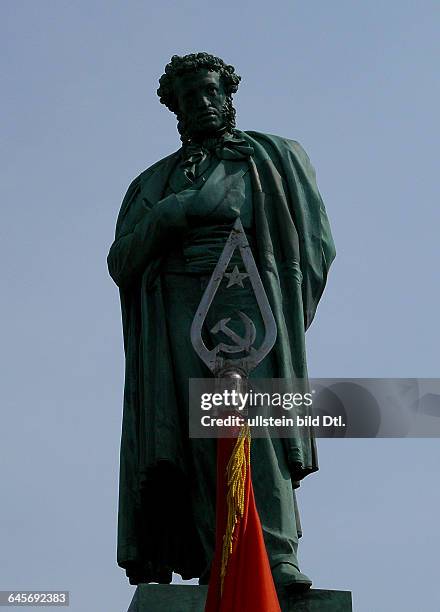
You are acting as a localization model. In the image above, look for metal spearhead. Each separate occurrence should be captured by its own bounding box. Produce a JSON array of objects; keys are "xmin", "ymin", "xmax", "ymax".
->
[{"xmin": 190, "ymin": 217, "xmax": 277, "ymax": 378}]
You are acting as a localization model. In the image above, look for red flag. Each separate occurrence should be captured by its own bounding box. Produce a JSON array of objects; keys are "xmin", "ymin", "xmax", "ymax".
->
[{"xmin": 204, "ymin": 428, "xmax": 281, "ymax": 612}]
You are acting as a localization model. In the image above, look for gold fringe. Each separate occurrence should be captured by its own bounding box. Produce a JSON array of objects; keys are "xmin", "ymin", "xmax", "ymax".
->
[{"xmin": 220, "ymin": 424, "xmax": 251, "ymax": 593}]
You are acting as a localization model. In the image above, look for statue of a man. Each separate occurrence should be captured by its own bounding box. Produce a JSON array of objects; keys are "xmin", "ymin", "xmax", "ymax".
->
[{"xmin": 107, "ymin": 52, "xmax": 335, "ymax": 590}]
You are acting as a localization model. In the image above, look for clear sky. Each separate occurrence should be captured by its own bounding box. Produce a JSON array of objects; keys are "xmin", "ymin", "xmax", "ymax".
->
[{"xmin": 1, "ymin": 2, "xmax": 439, "ymax": 611}]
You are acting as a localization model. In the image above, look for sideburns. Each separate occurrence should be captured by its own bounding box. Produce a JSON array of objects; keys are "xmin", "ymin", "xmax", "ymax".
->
[{"xmin": 177, "ymin": 98, "xmax": 236, "ymax": 143}]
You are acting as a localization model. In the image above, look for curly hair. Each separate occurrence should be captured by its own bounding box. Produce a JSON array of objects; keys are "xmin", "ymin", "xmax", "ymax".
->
[{"xmin": 157, "ymin": 52, "xmax": 241, "ymax": 114}]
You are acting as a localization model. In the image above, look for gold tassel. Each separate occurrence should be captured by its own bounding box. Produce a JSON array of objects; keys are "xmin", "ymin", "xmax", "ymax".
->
[{"xmin": 220, "ymin": 424, "xmax": 251, "ymax": 593}]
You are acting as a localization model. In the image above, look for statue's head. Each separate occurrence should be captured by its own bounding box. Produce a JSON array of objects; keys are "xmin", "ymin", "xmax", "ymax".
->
[{"xmin": 157, "ymin": 52, "xmax": 241, "ymax": 143}]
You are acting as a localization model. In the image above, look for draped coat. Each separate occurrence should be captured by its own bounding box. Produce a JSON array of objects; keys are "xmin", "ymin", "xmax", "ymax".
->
[{"xmin": 107, "ymin": 130, "xmax": 336, "ymax": 583}]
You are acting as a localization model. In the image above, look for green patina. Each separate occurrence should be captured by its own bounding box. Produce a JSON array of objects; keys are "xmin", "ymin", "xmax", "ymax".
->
[{"xmin": 108, "ymin": 52, "xmax": 335, "ymax": 587}]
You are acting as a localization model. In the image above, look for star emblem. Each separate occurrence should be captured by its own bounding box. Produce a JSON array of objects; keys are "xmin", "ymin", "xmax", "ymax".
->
[{"xmin": 224, "ymin": 265, "xmax": 249, "ymax": 288}]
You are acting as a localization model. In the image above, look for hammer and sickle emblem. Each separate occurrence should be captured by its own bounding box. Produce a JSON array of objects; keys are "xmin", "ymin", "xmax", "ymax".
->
[
  {"xmin": 191, "ymin": 218, "xmax": 277, "ymax": 375},
  {"xmin": 210, "ymin": 311, "xmax": 257, "ymax": 355}
]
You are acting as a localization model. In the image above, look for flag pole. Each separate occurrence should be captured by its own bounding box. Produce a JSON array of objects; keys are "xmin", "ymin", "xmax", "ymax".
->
[{"xmin": 191, "ymin": 218, "xmax": 281, "ymax": 612}]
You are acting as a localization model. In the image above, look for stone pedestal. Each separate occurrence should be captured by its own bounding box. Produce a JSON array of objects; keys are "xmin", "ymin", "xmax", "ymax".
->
[{"xmin": 127, "ymin": 584, "xmax": 353, "ymax": 612}]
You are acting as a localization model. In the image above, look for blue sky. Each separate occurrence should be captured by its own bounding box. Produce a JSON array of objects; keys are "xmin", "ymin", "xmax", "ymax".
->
[{"xmin": 1, "ymin": 2, "xmax": 439, "ymax": 611}]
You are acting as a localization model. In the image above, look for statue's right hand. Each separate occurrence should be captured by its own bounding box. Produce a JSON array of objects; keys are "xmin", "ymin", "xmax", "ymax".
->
[{"xmin": 177, "ymin": 189, "xmax": 202, "ymax": 218}]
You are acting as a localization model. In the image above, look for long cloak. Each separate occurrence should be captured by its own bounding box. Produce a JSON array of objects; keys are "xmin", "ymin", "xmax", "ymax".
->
[{"xmin": 107, "ymin": 130, "xmax": 336, "ymax": 583}]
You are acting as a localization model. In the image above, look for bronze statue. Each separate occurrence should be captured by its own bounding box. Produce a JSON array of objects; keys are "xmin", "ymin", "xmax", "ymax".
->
[{"xmin": 107, "ymin": 52, "xmax": 335, "ymax": 591}]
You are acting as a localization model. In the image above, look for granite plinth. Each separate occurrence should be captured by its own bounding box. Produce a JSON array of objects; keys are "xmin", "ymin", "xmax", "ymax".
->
[{"xmin": 127, "ymin": 584, "xmax": 353, "ymax": 612}]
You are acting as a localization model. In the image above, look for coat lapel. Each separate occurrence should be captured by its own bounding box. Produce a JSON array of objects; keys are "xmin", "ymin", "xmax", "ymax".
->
[{"xmin": 139, "ymin": 149, "xmax": 182, "ymax": 207}]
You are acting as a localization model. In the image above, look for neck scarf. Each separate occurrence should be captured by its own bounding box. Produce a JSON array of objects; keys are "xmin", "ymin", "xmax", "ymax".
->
[{"xmin": 181, "ymin": 130, "xmax": 254, "ymax": 181}]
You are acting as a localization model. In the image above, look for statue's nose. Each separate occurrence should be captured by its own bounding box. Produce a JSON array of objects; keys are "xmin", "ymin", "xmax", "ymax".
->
[{"xmin": 196, "ymin": 94, "xmax": 211, "ymax": 110}]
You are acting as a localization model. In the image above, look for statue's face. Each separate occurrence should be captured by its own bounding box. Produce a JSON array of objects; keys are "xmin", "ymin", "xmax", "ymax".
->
[{"xmin": 175, "ymin": 69, "xmax": 227, "ymax": 139}]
